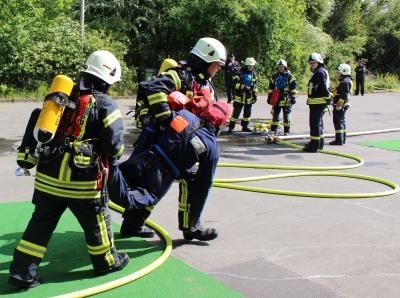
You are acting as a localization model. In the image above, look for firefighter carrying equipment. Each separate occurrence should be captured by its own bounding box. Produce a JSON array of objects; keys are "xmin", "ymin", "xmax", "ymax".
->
[{"xmin": 33, "ymin": 75, "xmax": 74, "ymax": 144}]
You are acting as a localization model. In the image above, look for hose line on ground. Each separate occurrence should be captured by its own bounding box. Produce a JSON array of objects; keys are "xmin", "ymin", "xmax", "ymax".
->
[{"xmin": 215, "ymin": 139, "xmax": 399, "ymax": 198}]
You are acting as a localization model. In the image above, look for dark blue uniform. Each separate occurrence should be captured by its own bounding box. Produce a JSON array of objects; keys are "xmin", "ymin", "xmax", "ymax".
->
[
  {"xmin": 224, "ymin": 59, "xmax": 241, "ymax": 103},
  {"xmin": 228, "ymin": 67, "xmax": 258, "ymax": 132},
  {"xmin": 331, "ymin": 75, "xmax": 353, "ymax": 145},
  {"xmin": 108, "ymin": 109, "xmax": 219, "ymax": 232},
  {"xmin": 10, "ymin": 81, "xmax": 126, "ymax": 285},
  {"xmin": 305, "ymin": 66, "xmax": 331, "ymax": 152},
  {"xmin": 267, "ymin": 71, "xmax": 298, "ymax": 134},
  {"xmin": 355, "ymin": 63, "xmax": 366, "ymax": 96}
]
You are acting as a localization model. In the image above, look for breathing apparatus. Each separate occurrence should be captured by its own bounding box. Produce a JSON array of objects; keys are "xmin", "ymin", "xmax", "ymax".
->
[{"xmin": 33, "ymin": 75, "xmax": 75, "ymax": 144}]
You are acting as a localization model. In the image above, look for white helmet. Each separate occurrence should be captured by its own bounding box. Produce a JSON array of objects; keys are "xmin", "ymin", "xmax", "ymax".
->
[
  {"xmin": 308, "ymin": 52, "xmax": 324, "ymax": 64},
  {"xmin": 190, "ymin": 37, "xmax": 227, "ymax": 66},
  {"xmin": 276, "ymin": 59, "xmax": 287, "ymax": 68},
  {"xmin": 82, "ymin": 50, "xmax": 122, "ymax": 85},
  {"xmin": 337, "ymin": 63, "xmax": 352, "ymax": 76},
  {"xmin": 244, "ymin": 57, "xmax": 257, "ymax": 66}
]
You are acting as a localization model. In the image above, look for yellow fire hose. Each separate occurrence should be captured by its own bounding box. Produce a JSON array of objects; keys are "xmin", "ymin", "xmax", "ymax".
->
[
  {"xmin": 54, "ymin": 137, "xmax": 399, "ymax": 297},
  {"xmin": 214, "ymin": 139, "xmax": 399, "ymax": 198}
]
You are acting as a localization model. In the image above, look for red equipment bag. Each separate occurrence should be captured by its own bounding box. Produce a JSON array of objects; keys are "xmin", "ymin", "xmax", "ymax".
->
[
  {"xmin": 167, "ymin": 91, "xmax": 190, "ymax": 110},
  {"xmin": 199, "ymin": 101, "xmax": 232, "ymax": 127},
  {"xmin": 185, "ymin": 87, "xmax": 212, "ymax": 115},
  {"xmin": 268, "ymin": 90, "xmax": 280, "ymax": 106}
]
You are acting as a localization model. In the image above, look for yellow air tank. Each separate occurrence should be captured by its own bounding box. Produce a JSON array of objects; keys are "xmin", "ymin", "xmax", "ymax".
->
[
  {"xmin": 158, "ymin": 58, "xmax": 178, "ymax": 75},
  {"xmin": 33, "ymin": 75, "xmax": 74, "ymax": 144}
]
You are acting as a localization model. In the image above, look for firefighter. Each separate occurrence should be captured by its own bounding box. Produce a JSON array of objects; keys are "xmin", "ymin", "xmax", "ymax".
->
[
  {"xmin": 8, "ymin": 50, "xmax": 129, "ymax": 289},
  {"xmin": 267, "ymin": 59, "xmax": 298, "ymax": 135},
  {"xmin": 144, "ymin": 37, "xmax": 226, "ymax": 129},
  {"xmin": 134, "ymin": 58, "xmax": 179, "ymax": 129},
  {"xmin": 330, "ymin": 64, "xmax": 353, "ymax": 145},
  {"xmin": 355, "ymin": 59, "xmax": 367, "ymax": 96},
  {"xmin": 303, "ymin": 52, "xmax": 331, "ymax": 153},
  {"xmin": 108, "ymin": 102, "xmax": 232, "ymax": 241},
  {"xmin": 224, "ymin": 53, "xmax": 241, "ymax": 103},
  {"xmin": 108, "ymin": 37, "xmax": 226, "ymax": 239},
  {"xmin": 228, "ymin": 57, "xmax": 258, "ymax": 133}
]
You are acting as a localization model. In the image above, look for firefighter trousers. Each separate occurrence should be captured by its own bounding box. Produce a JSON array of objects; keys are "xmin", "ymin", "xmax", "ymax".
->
[
  {"xmin": 333, "ymin": 107, "xmax": 347, "ymax": 144},
  {"xmin": 229, "ymin": 102, "xmax": 252, "ymax": 128},
  {"xmin": 355, "ymin": 77, "xmax": 364, "ymax": 95},
  {"xmin": 271, "ymin": 105, "xmax": 292, "ymax": 133},
  {"xmin": 109, "ymin": 151, "xmax": 207, "ymax": 231},
  {"xmin": 9, "ymin": 191, "xmax": 118, "ymax": 280},
  {"xmin": 308, "ymin": 104, "xmax": 327, "ymax": 150}
]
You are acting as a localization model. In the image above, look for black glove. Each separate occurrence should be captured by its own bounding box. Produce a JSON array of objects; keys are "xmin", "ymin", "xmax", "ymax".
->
[
  {"xmin": 252, "ymin": 96, "xmax": 257, "ymax": 104},
  {"xmin": 290, "ymin": 98, "xmax": 296, "ymax": 105}
]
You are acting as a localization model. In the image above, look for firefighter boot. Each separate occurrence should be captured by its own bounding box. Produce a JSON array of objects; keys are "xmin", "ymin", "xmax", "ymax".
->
[
  {"xmin": 241, "ymin": 122, "xmax": 253, "ymax": 132},
  {"xmin": 94, "ymin": 252, "xmax": 129, "ymax": 276},
  {"xmin": 183, "ymin": 219, "xmax": 218, "ymax": 241},
  {"xmin": 303, "ymin": 140, "xmax": 319, "ymax": 153},
  {"xmin": 120, "ymin": 208, "xmax": 155, "ymax": 238},
  {"xmin": 329, "ymin": 133, "xmax": 344, "ymax": 145},
  {"xmin": 227, "ymin": 122, "xmax": 235, "ymax": 133},
  {"xmin": 284, "ymin": 126, "xmax": 290, "ymax": 136},
  {"xmin": 8, "ymin": 274, "xmax": 41, "ymax": 289}
]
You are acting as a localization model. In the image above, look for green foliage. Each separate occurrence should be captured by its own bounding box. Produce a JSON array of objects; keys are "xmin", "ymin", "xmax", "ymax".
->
[
  {"xmin": 1, "ymin": 0, "xmax": 399, "ymax": 99},
  {"xmin": 362, "ymin": 0, "xmax": 400, "ymax": 74},
  {"xmin": 0, "ymin": 0, "xmax": 133, "ymax": 97},
  {"xmin": 371, "ymin": 73, "xmax": 400, "ymax": 91},
  {"xmin": 305, "ymin": 0, "xmax": 330, "ymax": 27},
  {"xmin": 324, "ymin": 0, "xmax": 366, "ymax": 41}
]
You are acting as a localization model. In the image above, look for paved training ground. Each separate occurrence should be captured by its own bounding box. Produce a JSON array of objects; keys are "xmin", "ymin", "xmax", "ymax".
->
[{"xmin": 0, "ymin": 92, "xmax": 399, "ymax": 297}]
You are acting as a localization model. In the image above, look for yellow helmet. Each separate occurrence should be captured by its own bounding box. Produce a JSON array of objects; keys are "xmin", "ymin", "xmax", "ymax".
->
[{"xmin": 158, "ymin": 58, "xmax": 178, "ymax": 75}]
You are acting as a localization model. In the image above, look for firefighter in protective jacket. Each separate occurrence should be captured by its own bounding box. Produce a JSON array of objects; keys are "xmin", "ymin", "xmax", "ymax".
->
[
  {"xmin": 145, "ymin": 37, "xmax": 226, "ymax": 129},
  {"xmin": 330, "ymin": 64, "xmax": 352, "ymax": 145},
  {"xmin": 134, "ymin": 58, "xmax": 179, "ymax": 129},
  {"xmin": 9, "ymin": 50, "xmax": 128, "ymax": 289},
  {"xmin": 108, "ymin": 102, "xmax": 232, "ymax": 241},
  {"xmin": 267, "ymin": 59, "xmax": 298, "ymax": 135},
  {"xmin": 228, "ymin": 57, "xmax": 258, "ymax": 133},
  {"xmin": 303, "ymin": 52, "xmax": 331, "ymax": 153}
]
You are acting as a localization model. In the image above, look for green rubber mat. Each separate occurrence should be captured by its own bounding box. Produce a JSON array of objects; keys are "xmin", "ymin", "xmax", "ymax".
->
[
  {"xmin": 359, "ymin": 139, "xmax": 400, "ymax": 152},
  {"xmin": 0, "ymin": 201, "xmax": 242, "ymax": 297}
]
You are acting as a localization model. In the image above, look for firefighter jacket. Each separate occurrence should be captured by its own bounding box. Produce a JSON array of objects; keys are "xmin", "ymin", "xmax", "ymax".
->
[
  {"xmin": 33, "ymin": 90, "xmax": 124, "ymax": 201},
  {"xmin": 332, "ymin": 75, "xmax": 353, "ymax": 108},
  {"xmin": 267, "ymin": 71, "xmax": 298, "ymax": 106},
  {"xmin": 233, "ymin": 68, "xmax": 258, "ymax": 104},
  {"xmin": 129, "ymin": 109, "xmax": 219, "ymax": 204},
  {"xmin": 134, "ymin": 81, "xmax": 150, "ymax": 128},
  {"xmin": 146, "ymin": 66, "xmax": 216, "ymax": 126},
  {"xmin": 224, "ymin": 60, "xmax": 241, "ymax": 81},
  {"xmin": 307, "ymin": 66, "xmax": 331, "ymax": 105}
]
